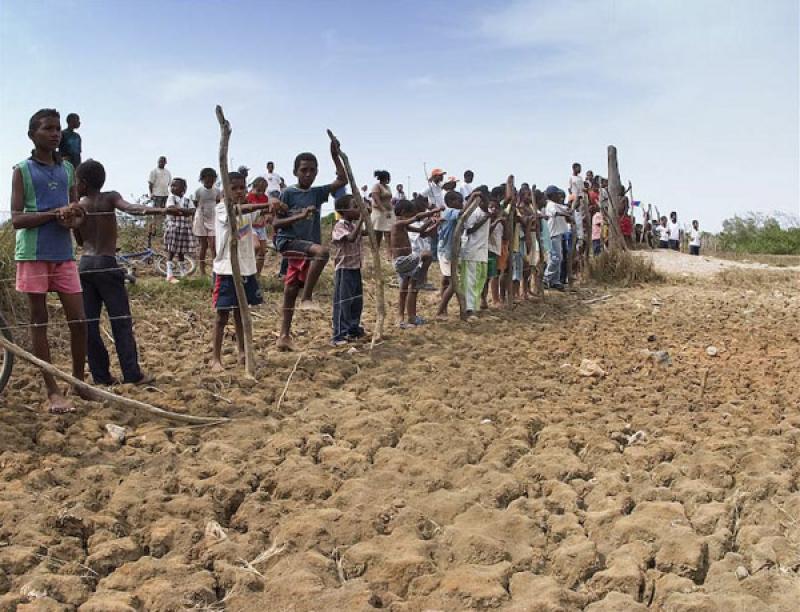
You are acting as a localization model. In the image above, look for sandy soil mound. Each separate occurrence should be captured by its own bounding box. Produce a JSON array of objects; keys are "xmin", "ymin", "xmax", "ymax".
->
[
  {"xmin": 636, "ymin": 249, "xmax": 800, "ymax": 278},
  {"xmin": 1, "ymin": 267, "xmax": 799, "ymax": 611}
]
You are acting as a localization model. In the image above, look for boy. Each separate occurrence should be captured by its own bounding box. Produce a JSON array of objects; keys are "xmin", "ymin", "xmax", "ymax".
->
[
  {"xmin": 74, "ymin": 159, "xmax": 173, "ymax": 385},
  {"xmin": 435, "ymin": 190, "xmax": 464, "ymax": 316},
  {"xmin": 331, "ymin": 195, "xmax": 365, "ymax": 346},
  {"xmin": 247, "ymin": 177, "xmax": 272, "ymax": 276},
  {"xmin": 211, "ymin": 172, "xmax": 275, "ymax": 371},
  {"xmin": 459, "ymin": 190, "xmax": 491, "ymax": 317},
  {"xmin": 272, "ymin": 140, "xmax": 347, "ymax": 351},
  {"xmin": 657, "ymin": 216, "xmax": 669, "ymax": 248},
  {"xmin": 668, "ymin": 211, "xmax": 681, "ymax": 251},
  {"xmin": 591, "ymin": 204, "xmax": 604, "ymax": 255},
  {"xmin": 391, "ymin": 200, "xmax": 435, "ymax": 328},
  {"xmin": 11, "ymin": 108, "xmax": 89, "ymax": 414},
  {"xmin": 58, "ymin": 113, "xmax": 81, "ymax": 167},
  {"xmin": 689, "ymin": 220, "xmax": 702, "ymax": 256},
  {"xmin": 485, "ymin": 196, "xmax": 506, "ymax": 307},
  {"xmin": 543, "ymin": 185, "xmax": 571, "ymax": 291}
]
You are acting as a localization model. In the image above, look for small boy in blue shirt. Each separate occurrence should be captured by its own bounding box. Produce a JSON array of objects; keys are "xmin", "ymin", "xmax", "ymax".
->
[{"xmin": 272, "ymin": 138, "xmax": 347, "ymax": 351}]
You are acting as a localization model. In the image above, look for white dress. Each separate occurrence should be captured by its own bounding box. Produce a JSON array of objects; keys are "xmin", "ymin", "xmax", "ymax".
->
[{"xmin": 370, "ymin": 182, "xmax": 395, "ymax": 232}]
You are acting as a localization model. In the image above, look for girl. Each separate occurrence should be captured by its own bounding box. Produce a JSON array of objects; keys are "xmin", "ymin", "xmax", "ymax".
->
[
  {"xmin": 370, "ymin": 170, "xmax": 395, "ymax": 259},
  {"xmin": 247, "ymin": 177, "xmax": 272, "ymax": 275},
  {"xmin": 164, "ymin": 178, "xmax": 196, "ymax": 283},
  {"xmin": 193, "ymin": 167, "xmax": 221, "ymax": 276}
]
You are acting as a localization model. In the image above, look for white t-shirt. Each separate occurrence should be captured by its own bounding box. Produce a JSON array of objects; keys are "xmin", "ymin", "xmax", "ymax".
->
[
  {"xmin": 488, "ymin": 220, "xmax": 503, "ymax": 255},
  {"xmin": 668, "ymin": 221, "xmax": 681, "ymax": 241},
  {"xmin": 149, "ymin": 167, "xmax": 172, "ymax": 197},
  {"xmin": 461, "ymin": 208, "xmax": 490, "ymax": 262},
  {"xmin": 393, "ymin": 190, "xmax": 405, "ymax": 202},
  {"xmin": 568, "ymin": 174, "xmax": 584, "ymax": 202},
  {"xmin": 421, "ymin": 182, "xmax": 445, "ymax": 209},
  {"xmin": 656, "ymin": 225, "xmax": 669, "ymax": 242},
  {"xmin": 689, "ymin": 227, "xmax": 701, "ymax": 247},
  {"xmin": 459, "ymin": 183, "xmax": 474, "ymax": 199},
  {"xmin": 546, "ymin": 200, "xmax": 570, "ymax": 237},
  {"xmin": 213, "ymin": 202, "xmax": 258, "ymax": 276},
  {"xmin": 264, "ymin": 172, "xmax": 284, "ymax": 194}
]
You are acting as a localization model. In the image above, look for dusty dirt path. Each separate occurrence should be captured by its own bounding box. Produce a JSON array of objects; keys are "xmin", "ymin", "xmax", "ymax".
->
[
  {"xmin": 636, "ymin": 249, "xmax": 800, "ymax": 278},
  {"xmin": 1, "ymin": 272, "xmax": 799, "ymax": 611}
]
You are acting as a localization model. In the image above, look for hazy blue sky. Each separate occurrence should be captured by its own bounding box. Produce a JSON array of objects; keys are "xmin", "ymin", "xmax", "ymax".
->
[{"xmin": 1, "ymin": 0, "xmax": 798, "ymax": 230}]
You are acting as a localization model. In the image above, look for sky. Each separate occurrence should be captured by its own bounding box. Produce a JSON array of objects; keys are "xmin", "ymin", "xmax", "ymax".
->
[{"xmin": 1, "ymin": 0, "xmax": 798, "ymax": 231}]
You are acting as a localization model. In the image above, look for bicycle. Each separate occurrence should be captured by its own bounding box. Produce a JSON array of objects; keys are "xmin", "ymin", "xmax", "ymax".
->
[
  {"xmin": 116, "ymin": 248, "xmax": 197, "ymax": 283},
  {"xmin": 0, "ymin": 311, "xmax": 14, "ymax": 395}
]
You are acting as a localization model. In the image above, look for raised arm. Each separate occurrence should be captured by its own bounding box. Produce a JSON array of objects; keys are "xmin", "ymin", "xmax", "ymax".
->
[
  {"xmin": 329, "ymin": 137, "xmax": 348, "ymax": 194},
  {"xmin": 113, "ymin": 192, "xmax": 169, "ymax": 216}
]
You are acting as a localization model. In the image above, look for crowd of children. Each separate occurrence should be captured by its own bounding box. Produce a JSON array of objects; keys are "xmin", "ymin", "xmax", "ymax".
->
[{"xmin": 10, "ymin": 108, "xmax": 705, "ymax": 411}]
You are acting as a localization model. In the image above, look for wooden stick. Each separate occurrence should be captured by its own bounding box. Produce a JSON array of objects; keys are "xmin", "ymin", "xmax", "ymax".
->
[
  {"xmin": 215, "ymin": 105, "xmax": 256, "ymax": 377},
  {"xmin": 326, "ymin": 129, "xmax": 385, "ymax": 346},
  {"xmin": 450, "ymin": 193, "xmax": 484, "ymax": 319},
  {"xmin": 606, "ymin": 145, "xmax": 628, "ymax": 253},
  {"xmin": 276, "ymin": 353, "xmax": 302, "ymax": 412},
  {"xmin": 533, "ymin": 212, "xmax": 546, "ymax": 298},
  {"xmin": 0, "ymin": 335, "xmax": 228, "ymax": 424}
]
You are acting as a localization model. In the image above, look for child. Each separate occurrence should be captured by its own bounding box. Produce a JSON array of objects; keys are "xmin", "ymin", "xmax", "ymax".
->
[
  {"xmin": 668, "ymin": 211, "xmax": 681, "ymax": 251},
  {"xmin": 657, "ymin": 216, "xmax": 669, "ymax": 248},
  {"xmin": 331, "ymin": 195, "xmax": 366, "ymax": 346},
  {"xmin": 164, "ymin": 178, "xmax": 196, "ymax": 283},
  {"xmin": 272, "ymin": 140, "xmax": 347, "ymax": 351},
  {"xmin": 11, "ymin": 108, "xmax": 89, "ymax": 414},
  {"xmin": 460, "ymin": 190, "xmax": 491, "ymax": 317},
  {"xmin": 435, "ymin": 190, "xmax": 464, "ymax": 317},
  {"xmin": 391, "ymin": 199, "xmax": 434, "ymax": 328},
  {"xmin": 485, "ymin": 197, "xmax": 505, "ymax": 307},
  {"xmin": 689, "ymin": 220, "xmax": 701, "ymax": 256},
  {"xmin": 193, "ymin": 167, "xmax": 221, "ymax": 276},
  {"xmin": 543, "ymin": 185, "xmax": 571, "ymax": 291},
  {"xmin": 591, "ymin": 205, "xmax": 604, "ymax": 255},
  {"xmin": 74, "ymin": 159, "xmax": 173, "ymax": 385},
  {"xmin": 211, "ymin": 172, "xmax": 275, "ymax": 371},
  {"xmin": 247, "ymin": 177, "xmax": 272, "ymax": 276}
]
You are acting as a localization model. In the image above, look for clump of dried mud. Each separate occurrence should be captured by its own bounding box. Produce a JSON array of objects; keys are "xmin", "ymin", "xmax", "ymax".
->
[{"xmin": 1, "ymin": 265, "xmax": 799, "ymax": 611}]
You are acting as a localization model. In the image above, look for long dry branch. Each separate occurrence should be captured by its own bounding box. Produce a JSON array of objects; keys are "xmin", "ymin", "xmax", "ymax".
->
[{"xmin": 0, "ymin": 335, "xmax": 228, "ymax": 424}]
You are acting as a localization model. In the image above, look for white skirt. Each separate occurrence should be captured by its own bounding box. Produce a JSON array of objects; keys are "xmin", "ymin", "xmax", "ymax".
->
[{"xmin": 371, "ymin": 208, "xmax": 395, "ymax": 232}]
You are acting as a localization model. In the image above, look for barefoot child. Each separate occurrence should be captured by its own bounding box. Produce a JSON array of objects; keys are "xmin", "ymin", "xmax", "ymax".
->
[
  {"xmin": 331, "ymin": 195, "xmax": 366, "ymax": 346},
  {"xmin": 460, "ymin": 190, "xmax": 490, "ymax": 317},
  {"xmin": 193, "ymin": 168, "xmax": 221, "ymax": 276},
  {"xmin": 391, "ymin": 200, "xmax": 435, "ymax": 328},
  {"xmin": 11, "ymin": 108, "xmax": 88, "ymax": 414},
  {"xmin": 435, "ymin": 190, "xmax": 464, "ymax": 317},
  {"xmin": 247, "ymin": 177, "xmax": 272, "ymax": 276},
  {"xmin": 485, "ymin": 198, "xmax": 505, "ymax": 307},
  {"xmin": 74, "ymin": 159, "xmax": 173, "ymax": 385},
  {"xmin": 164, "ymin": 178, "xmax": 196, "ymax": 283},
  {"xmin": 272, "ymin": 140, "xmax": 347, "ymax": 351},
  {"xmin": 211, "ymin": 172, "xmax": 275, "ymax": 371}
]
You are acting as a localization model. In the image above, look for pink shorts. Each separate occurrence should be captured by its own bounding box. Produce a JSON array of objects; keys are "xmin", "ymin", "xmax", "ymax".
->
[{"xmin": 15, "ymin": 261, "xmax": 82, "ymax": 294}]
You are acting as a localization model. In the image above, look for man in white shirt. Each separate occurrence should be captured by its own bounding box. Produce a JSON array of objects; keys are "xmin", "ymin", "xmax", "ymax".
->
[
  {"xmin": 568, "ymin": 162, "xmax": 586, "ymax": 241},
  {"xmin": 668, "ymin": 211, "xmax": 681, "ymax": 251},
  {"xmin": 393, "ymin": 184, "xmax": 406, "ymax": 203},
  {"xmin": 543, "ymin": 185, "xmax": 572, "ymax": 290},
  {"xmin": 148, "ymin": 156, "xmax": 172, "ymax": 207},
  {"xmin": 263, "ymin": 161, "xmax": 285, "ymax": 197},
  {"xmin": 688, "ymin": 219, "xmax": 701, "ymax": 256},
  {"xmin": 459, "ymin": 169, "xmax": 475, "ymax": 199}
]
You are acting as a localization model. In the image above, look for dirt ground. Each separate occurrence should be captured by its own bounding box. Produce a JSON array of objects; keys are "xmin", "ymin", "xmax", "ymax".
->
[{"xmin": 1, "ymin": 256, "xmax": 800, "ymax": 611}]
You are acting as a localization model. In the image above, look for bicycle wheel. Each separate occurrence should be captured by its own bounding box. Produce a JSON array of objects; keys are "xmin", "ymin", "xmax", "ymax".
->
[
  {"xmin": 0, "ymin": 313, "xmax": 14, "ymax": 395},
  {"xmin": 155, "ymin": 256, "xmax": 196, "ymax": 278}
]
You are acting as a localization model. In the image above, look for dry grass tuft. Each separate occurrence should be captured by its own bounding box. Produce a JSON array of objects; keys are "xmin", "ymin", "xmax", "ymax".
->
[
  {"xmin": 589, "ymin": 250, "xmax": 663, "ymax": 286},
  {"xmin": 714, "ymin": 267, "xmax": 800, "ymax": 289}
]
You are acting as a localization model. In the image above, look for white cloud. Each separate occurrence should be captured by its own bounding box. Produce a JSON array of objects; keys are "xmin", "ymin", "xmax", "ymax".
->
[{"xmin": 155, "ymin": 70, "xmax": 267, "ymax": 105}]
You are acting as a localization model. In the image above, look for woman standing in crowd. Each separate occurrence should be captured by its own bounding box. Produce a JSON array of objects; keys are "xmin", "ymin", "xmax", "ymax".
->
[{"xmin": 370, "ymin": 170, "xmax": 395, "ymax": 259}]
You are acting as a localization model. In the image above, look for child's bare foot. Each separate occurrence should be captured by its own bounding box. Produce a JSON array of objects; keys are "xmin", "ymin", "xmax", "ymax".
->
[
  {"xmin": 435, "ymin": 313, "xmax": 448, "ymax": 320},
  {"xmin": 48, "ymin": 393, "xmax": 76, "ymax": 414},
  {"xmin": 480, "ymin": 301, "xmax": 489, "ymax": 310},
  {"xmin": 298, "ymin": 300, "xmax": 321, "ymax": 312},
  {"xmin": 210, "ymin": 360, "xmax": 225, "ymax": 373},
  {"xmin": 73, "ymin": 385, "xmax": 100, "ymax": 402},
  {"xmin": 276, "ymin": 335, "xmax": 295, "ymax": 352}
]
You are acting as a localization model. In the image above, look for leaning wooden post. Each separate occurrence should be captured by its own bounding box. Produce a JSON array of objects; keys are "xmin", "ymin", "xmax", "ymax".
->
[
  {"xmin": 326, "ymin": 130, "xmax": 385, "ymax": 346},
  {"xmin": 606, "ymin": 145, "xmax": 628, "ymax": 253},
  {"xmin": 451, "ymin": 193, "xmax": 483, "ymax": 319},
  {"xmin": 215, "ymin": 105, "xmax": 256, "ymax": 377}
]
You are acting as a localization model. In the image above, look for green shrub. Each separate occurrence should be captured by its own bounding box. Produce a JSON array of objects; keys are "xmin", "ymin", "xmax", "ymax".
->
[{"xmin": 718, "ymin": 213, "xmax": 800, "ymax": 255}]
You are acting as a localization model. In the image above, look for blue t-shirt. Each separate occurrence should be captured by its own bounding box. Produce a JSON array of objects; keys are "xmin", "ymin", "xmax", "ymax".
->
[
  {"xmin": 276, "ymin": 184, "xmax": 331, "ymax": 251},
  {"xmin": 59, "ymin": 130, "xmax": 81, "ymax": 166},
  {"xmin": 437, "ymin": 207, "xmax": 461, "ymax": 259}
]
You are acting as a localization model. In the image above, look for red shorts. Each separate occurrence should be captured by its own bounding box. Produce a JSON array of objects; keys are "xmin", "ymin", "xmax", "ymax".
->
[
  {"xmin": 284, "ymin": 252, "xmax": 310, "ymax": 287},
  {"xmin": 16, "ymin": 261, "xmax": 82, "ymax": 294}
]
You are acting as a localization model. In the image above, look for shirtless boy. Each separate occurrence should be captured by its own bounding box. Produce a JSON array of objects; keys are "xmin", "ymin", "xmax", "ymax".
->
[{"xmin": 390, "ymin": 199, "xmax": 435, "ymax": 328}]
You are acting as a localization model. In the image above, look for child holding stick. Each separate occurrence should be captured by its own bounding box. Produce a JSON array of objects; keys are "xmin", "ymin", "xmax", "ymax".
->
[
  {"xmin": 211, "ymin": 172, "xmax": 274, "ymax": 372},
  {"xmin": 390, "ymin": 200, "xmax": 435, "ymax": 328},
  {"xmin": 272, "ymin": 140, "xmax": 347, "ymax": 351},
  {"xmin": 435, "ymin": 190, "xmax": 465, "ymax": 317},
  {"xmin": 460, "ymin": 190, "xmax": 491, "ymax": 316},
  {"xmin": 331, "ymin": 195, "xmax": 366, "ymax": 346},
  {"xmin": 11, "ymin": 108, "xmax": 89, "ymax": 414},
  {"xmin": 484, "ymin": 197, "xmax": 505, "ymax": 307},
  {"xmin": 164, "ymin": 178, "xmax": 196, "ymax": 283},
  {"xmin": 247, "ymin": 177, "xmax": 273, "ymax": 276}
]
